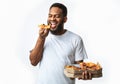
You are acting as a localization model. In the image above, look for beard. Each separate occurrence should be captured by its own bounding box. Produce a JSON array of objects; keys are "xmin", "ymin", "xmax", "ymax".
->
[{"xmin": 50, "ymin": 20, "xmax": 64, "ymax": 35}]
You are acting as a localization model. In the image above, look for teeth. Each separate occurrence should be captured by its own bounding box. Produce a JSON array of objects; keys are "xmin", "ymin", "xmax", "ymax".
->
[
  {"xmin": 51, "ymin": 23, "xmax": 56, "ymax": 25},
  {"xmin": 50, "ymin": 22, "xmax": 57, "ymax": 25},
  {"xmin": 49, "ymin": 22, "xmax": 57, "ymax": 28},
  {"xmin": 50, "ymin": 22, "xmax": 56, "ymax": 28}
]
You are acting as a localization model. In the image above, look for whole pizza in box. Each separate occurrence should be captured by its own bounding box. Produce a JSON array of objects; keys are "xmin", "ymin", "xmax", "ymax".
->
[{"xmin": 64, "ymin": 62, "xmax": 102, "ymax": 78}]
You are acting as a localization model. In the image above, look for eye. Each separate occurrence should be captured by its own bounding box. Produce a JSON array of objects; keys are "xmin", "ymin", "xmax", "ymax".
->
[
  {"xmin": 48, "ymin": 14, "xmax": 52, "ymax": 18},
  {"xmin": 55, "ymin": 15, "xmax": 61, "ymax": 18}
]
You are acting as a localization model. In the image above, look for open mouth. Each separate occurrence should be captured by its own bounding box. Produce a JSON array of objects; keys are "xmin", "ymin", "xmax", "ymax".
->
[{"xmin": 50, "ymin": 22, "xmax": 57, "ymax": 28}]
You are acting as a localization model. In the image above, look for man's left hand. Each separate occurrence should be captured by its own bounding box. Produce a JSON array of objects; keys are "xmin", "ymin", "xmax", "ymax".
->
[{"xmin": 78, "ymin": 70, "xmax": 92, "ymax": 80}]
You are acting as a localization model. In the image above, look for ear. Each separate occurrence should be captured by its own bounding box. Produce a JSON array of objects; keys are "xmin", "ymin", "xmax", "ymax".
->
[{"xmin": 63, "ymin": 17, "xmax": 67, "ymax": 23}]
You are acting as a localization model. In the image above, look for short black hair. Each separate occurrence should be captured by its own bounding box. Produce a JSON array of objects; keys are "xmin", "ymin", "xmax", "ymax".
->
[{"xmin": 49, "ymin": 3, "xmax": 67, "ymax": 17}]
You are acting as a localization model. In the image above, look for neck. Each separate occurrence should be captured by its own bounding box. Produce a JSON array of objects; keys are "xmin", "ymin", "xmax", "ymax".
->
[
  {"xmin": 51, "ymin": 29, "xmax": 66, "ymax": 35},
  {"xmin": 56, "ymin": 29, "xmax": 66, "ymax": 35}
]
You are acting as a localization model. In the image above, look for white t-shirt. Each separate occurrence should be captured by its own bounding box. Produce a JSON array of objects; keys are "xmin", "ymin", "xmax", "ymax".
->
[{"xmin": 36, "ymin": 30, "xmax": 88, "ymax": 84}]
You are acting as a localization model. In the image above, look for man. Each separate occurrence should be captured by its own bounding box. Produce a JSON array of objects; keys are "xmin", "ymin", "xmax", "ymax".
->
[{"xmin": 29, "ymin": 3, "xmax": 91, "ymax": 84}]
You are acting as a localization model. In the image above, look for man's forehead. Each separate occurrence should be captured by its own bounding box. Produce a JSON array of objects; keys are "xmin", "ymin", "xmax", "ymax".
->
[
  {"xmin": 48, "ymin": 13, "xmax": 61, "ymax": 15},
  {"xmin": 49, "ymin": 7, "xmax": 62, "ymax": 13}
]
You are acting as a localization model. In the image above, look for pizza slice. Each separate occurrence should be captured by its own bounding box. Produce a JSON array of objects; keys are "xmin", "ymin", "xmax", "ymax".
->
[{"xmin": 38, "ymin": 24, "xmax": 51, "ymax": 29}]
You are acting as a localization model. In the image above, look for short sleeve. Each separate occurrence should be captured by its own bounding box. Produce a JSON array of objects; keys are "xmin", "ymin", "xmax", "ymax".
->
[{"xmin": 75, "ymin": 38, "xmax": 88, "ymax": 61}]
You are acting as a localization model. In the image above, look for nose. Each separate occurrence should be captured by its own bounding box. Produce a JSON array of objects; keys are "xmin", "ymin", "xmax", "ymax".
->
[{"xmin": 50, "ymin": 16, "xmax": 56, "ymax": 21}]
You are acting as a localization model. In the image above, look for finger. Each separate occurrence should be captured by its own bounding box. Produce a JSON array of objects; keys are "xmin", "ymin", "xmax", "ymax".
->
[
  {"xmin": 82, "ymin": 72, "xmax": 85, "ymax": 79},
  {"xmin": 39, "ymin": 29, "xmax": 44, "ymax": 34},
  {"xmin": 70, "ymin": 78, "xmax": 74, "ymax": 80},
  {"xmin": 42, "ymin": 29, "xmax": 49, "ymax": 37},
  {"xmin": 39, "ymin": 29, "xmax": 45, "ymax": 39},
  {"xmin": 44, "ymin": 29, "xmax": 49, "ymax": 34},
  {"xmin": 78, "ymin": 77, "xmax": 82, "ymax": 80},
  {"xmin": 84, "ymin": 70, "xmax": 88, "ymax": 80},
  {"xmin": 88, "ymin": 72, "xmax": 92, "ymax": 80}
]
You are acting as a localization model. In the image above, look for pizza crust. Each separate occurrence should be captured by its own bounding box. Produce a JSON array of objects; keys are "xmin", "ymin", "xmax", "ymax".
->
[
  {"xmin": 38, "ymin": 24, "xmax": 50, "ymax": 29},
  {"xmin": 64, "ymin": 62, "xmax": 103, "ymax": 78}
]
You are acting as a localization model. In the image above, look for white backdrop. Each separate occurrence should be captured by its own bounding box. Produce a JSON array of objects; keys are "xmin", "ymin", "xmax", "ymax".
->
[{"xmin": 0, "ymin": 0, "xmax": 120, "ymax": 84}]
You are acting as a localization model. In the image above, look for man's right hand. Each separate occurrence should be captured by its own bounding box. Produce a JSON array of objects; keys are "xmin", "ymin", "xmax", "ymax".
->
[{"xmin": 39, "ymin": 28, "xmax": 49, "ymax": 39}]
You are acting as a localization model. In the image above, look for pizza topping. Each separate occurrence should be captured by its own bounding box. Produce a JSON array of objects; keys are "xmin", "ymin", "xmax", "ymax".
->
[
  {"xmin": 65, "ymin": 62, "xmax": 102, "ymax": 71},
  {"xmin": 79, "ymin": 62, "xmax": 101, "ymax": 71},
  {"xmin": 38, "ymin": 24, "xmax": 51, "ymax": 29}
]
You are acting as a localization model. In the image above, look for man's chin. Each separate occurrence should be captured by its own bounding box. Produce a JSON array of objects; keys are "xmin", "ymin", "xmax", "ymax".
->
[
  {"xmin": 50, "ymin": 27, "xmax": 57, "ymax": 31},
  {"xmin": 50, "ymin": 28, "xmax": 58, "ymax": 34}
]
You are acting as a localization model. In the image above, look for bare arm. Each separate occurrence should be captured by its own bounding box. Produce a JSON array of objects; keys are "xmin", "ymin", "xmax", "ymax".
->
[
  {"xmin": 29, "ymin": 28, "xmax": 49, "ymax": 66},
  {"xmin": 29, "ymin": 37, "xmax": 45, "ymax": 66}
]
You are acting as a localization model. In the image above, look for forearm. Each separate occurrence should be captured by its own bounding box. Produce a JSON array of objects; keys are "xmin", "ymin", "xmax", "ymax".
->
[{"xmin": 29, "ymin": 37, "xmax": 45, "ymax": 66}]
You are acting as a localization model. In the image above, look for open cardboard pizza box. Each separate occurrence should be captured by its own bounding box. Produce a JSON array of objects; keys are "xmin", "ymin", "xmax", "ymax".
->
[{"xmin": 64, "ymin": 62, "xmax": 103, "ymax": 79}]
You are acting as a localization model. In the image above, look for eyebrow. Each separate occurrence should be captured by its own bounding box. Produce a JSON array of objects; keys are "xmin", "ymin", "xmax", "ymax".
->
[{"xmin": 48, "ymin": 13, "xmax": 61, "ymax": 15}]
